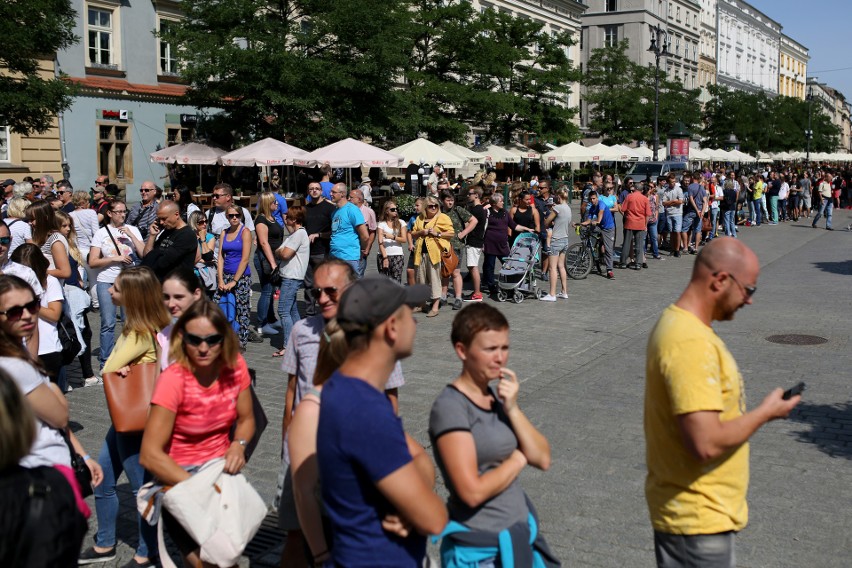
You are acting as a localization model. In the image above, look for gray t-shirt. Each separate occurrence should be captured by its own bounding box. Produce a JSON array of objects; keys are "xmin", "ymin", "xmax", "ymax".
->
[
  {"xmin": 662, "ymin": 185, "xmax": 684, "ymax": 217},
  {"xmin": 550, "ymin": 203, "xmax": 573, "ymax": 241},
  {"xmin": 429, "ymin": 385, "xmax": 528, "ymax": 531},
  {"xmin": 0, "ymin": 357, "xmax": 70, "ymax": 468}
]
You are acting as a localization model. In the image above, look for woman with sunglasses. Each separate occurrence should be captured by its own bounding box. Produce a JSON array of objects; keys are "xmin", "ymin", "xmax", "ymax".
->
[
  {"xmin": 188, "ymin": 210, "xmax": 216, "ymax": 291},
  {"xmin": 0, "ymin": 275, "xmax": 102, "ymax": 503},
  {"xmin": 214, "ymin": 205, "xmax": 253, "ymax": 349},
  {"xmin": 80, "ymin": 266, "xmax": 169, "ymax": 566},
  {"xmin": 88, "ymin": 200, "xmax": 145, "ymax": 369},
  {"xmin": 377, "ymin": 199, "xmax": 407, "ymax": 283},
  {"xmin": 141, "ymin": 300, "xmax": 255, "ymax": 568},
  {"xmin": 27, "ymin": 200, "xmax": 72, "ymax": 283},
  {"xmin": 272, "ymin": 206, "xmax": 309, "ymax": 358},
  {"xmin": 412, "ymin": 196, "xmax": 455, "ymax": 317}
]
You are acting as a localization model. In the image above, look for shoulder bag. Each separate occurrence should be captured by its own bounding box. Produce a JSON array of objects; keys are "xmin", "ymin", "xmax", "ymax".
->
[
  {"xmin": 60, "ymin": 428, "xmax": 93, "ymax": 498},
  {"xmin": 429, "ymin": 217, "xmax": 459, "ymax": 278},
  {"xmin": 102, "ymin": 334, "xmax": 160, "ymax": 433}
]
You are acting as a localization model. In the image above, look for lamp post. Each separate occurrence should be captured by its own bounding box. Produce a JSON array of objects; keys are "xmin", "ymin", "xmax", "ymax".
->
[
  {"xmin": 805, "ymin": 82, "xmax": 814, "ymax": 165},
  {"xmin": 648, "ymin": 24, "xmax": 670, "ymax": 161}
]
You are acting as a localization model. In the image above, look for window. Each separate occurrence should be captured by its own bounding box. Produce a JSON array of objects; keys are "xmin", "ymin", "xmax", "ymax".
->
[
  {"xmin": 87, "ymin": 5, "xmax": 117, "ymax": 67},
  {"xmin": 606, "ymin": 0, "xmax": 617, "ymax": 12},
  {"xmin": 166, "ymin": 125, "xmax": 195, "ymax": 146},
  {"xmin": 579, "ymin": 28, "xmax": 583, "ymax": 51},
  {"xmin": 98, "ymin": 123, "xmax": 133, "ymax": 183},
  {"xmin": 604, "ymin": 25, "xmax": 617, "ymax": 48},
  {"xmin": 0, "ymin": 126, "xmax": 9, "ymax": 162},
  {"xmin": 158, "ymin": 19, "xmax": 179, "ymax": 75},
  {"xmin": 676, "ymin": 7, "xmax": 681, "ymax": 21}
]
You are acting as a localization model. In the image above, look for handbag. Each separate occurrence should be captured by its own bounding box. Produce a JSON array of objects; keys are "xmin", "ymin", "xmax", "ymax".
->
[
  {"xmin": 229, "ymin": 381, "xmax": 267, "ymax": 463},
  {"xmin": 701, "ymin": 214, "xmax": 712, "ymax": 232},
  {"xmin": 60, "ymin": 429, "xmax": 93, "ymax": 498},
  {"xmin": 103, "ymin": 361, "xmax": 160, "ymax": 433},
  {"xmin": 440, "ymin": 246, "xmax": 459, "ymax": 278},
  {"xmin": 217, "ymin": 290, "xmax": 240, "ymax": 333},
  {"xmin": 57, "ymin": 310, "xmax": 83, "ymax": 366}
]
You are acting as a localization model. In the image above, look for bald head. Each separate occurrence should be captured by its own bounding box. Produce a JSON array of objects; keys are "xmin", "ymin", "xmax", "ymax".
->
[
  {"xmin": 693, "ymin": 237, "xmax": 757, "ymax": 280},
  {"xmin": 156, "ymin": 199, "xmax": 184, "ymax": 229},
  {"xmin": 158, "ymin": 200, "xmax": 179, "ymax": 215}
]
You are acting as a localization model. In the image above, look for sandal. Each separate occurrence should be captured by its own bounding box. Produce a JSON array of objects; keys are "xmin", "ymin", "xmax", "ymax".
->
[
  {"xmin": 426, "ymin": 309, "xmax": 440, "ymax": 317},
  {"xmin": 272, "ymin": 349, "xmax": 286, "ymax": 358}
]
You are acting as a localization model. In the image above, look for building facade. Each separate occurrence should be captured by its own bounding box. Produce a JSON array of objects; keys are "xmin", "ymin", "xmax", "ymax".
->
[
  {"xmin": 809, "ymin": 81, "xmax": 851, "ymax": 153},
  {"xmin": 779, "ymin": 34, "xmax": 808, "ymax": 100},
  {"xmin": 697, "ymin": 0, "xmax": 717, "ymax": 103},
  {"xmin": 55, "ymin": 0, "xmax": 209, "ymax": 199},
  {"xmin": 665, "ymin": 0, "xmax": 701, "ymax": 90},
  {"xmin": 716, "ymin": 0, "xmax": 780, "ymax": 94}
]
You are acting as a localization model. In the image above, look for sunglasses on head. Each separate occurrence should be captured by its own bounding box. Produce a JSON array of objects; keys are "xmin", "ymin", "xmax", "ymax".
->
[
  {"xmin": 0, "ymin": 298, "xmax": 40, "ymax": 321},
  {"xmin": 309, "ymin": 286, "xmax": 338, "ymax": 300},
  {"xmin": 183, "ymin": 332, "xmax": 224, "ymax": 347}
]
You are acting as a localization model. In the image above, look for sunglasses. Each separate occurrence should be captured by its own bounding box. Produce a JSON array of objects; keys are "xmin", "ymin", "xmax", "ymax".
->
[
  {"xmin": 727, "ymin": 273, "xmax": 757, "ymax": 298},
  {"xmin": 212, "ymin": 193, "xmax": 225, "ymax": 198},
  {"xmin": 227, "ymin": 213, "xmax": 241, "ymax": 219},
  {"xmin": 184, "ymin": 332, "xmax": 224, "ymax": 347},
  {"xmin": 0, "ymin": 298, "xmax": 40, "ymax": 321},
  {"xmin": 141, "ymin": 188, "xmax": 156, "ymax": 193},
  {"xmin": 387, "ymin": 208, "xmax": 397, "ymax": 212},
  {"xmin": 197, "ymin": 219, "xmax": 207, "ymax": 225},
  {"xmin": 427, "ymin": 205, "xmax": 439, "ymax": 210},
  {"xmin": 0, "ymin": 237, "xmax": 11, "ymax": 246},
  {"xmin": 309, "ymin": 286, "xmax": 338, "ymax": 300}
]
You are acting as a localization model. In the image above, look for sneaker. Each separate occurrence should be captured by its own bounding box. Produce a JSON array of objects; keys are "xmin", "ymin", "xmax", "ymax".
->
[
  {"xmin": 539, "ymin": 294, "xmax": 557, "ymax": 302},
  {"xmin": 120, "ymin": 558, "xmax": 157, "ymax": 568},
  {"xmin": 452, "ymin": 298, "xmax": 463, "ymax": 310},
  {"xmin": 65, "ymin": 384, "xmax": 74, "ymax": 393},
  {"xmin": 606, "ymin": 271, "xmax": 615, "ymax": 280},
  {"xmin": 261, "ymin": 324, "xmax": 281, "ymax": 336},
  {"xmin": 247, "ymin": 329, "xmax": 264, "ymax": 343},
  {"xmin": 79, "ymin": 546, "xmax": 117, "ymax": 564},
  {"xmin": 465, "ymin": 293, "xmax": 483, "ymax": 302},
  {"xmin": 84, "ymin": 376, "xmax": 103, "ymax": 387},
  {"xmin": 557, "ymin": 292, "xmax": 569, "ymax": 299},
  {"xmin": 641, "ymin": 263, "xmax": 649, "ymax": 269},
  {"xmin": 673, "ymin": 251, "xmax": 681, "ymax": 258}
]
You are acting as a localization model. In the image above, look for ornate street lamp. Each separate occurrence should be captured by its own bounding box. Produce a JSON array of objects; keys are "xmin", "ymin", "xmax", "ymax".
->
[{"xmin": 648, "ymin": 25, "xmax": 670, "ymax": 161}]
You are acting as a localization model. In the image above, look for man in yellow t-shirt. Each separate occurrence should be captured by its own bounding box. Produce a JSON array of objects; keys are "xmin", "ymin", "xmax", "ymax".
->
[{"xmin": 644, "ymin": 237, "xmax": 800, "ymax": 568}]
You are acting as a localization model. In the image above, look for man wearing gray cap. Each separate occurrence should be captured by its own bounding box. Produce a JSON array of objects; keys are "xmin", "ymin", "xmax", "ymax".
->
[{"xmin": 317, "ymin": 276, "xmax": 448, "ymax": 567}]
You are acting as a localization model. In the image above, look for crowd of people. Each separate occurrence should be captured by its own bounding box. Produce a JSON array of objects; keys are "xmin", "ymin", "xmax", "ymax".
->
[{"xmin": 0, "ymin": 160, "xmax": 836, "ymax": 567}]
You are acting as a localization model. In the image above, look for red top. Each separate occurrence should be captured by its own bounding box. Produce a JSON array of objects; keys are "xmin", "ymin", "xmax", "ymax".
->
[
  {"xmin": 621, "ymin": 191, "xmax": 652, "ymax": 231},
  {"xmin": 151, "ymin": 355, "xmax": 251, "ymax": 466}
]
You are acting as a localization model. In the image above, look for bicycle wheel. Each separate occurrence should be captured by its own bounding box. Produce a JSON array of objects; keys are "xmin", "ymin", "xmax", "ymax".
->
[{"xmin": 565, "ymin": 243, "xmax": 591, "ymax": 279}]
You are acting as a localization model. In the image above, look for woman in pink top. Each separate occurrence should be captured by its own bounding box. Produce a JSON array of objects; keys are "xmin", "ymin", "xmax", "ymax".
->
[{"xmin": 141, "ymin": 300, "xmax": 255, "ymax": 566}]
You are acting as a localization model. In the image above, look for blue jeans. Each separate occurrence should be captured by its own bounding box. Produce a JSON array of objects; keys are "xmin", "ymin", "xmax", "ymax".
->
[
  {"xmin": 723, "ymin": 210, "xmax": 737, "ymax": 236},
  {"xmin": 94, "ymin": 427, "xmax": 155, "ymax": 558},
  {"xmin": 654, "ymin": 531, "xmax": 736, "ymax": 568},
  {"xmin": 96, "ymin": 282, "xmax": 117, "ymax": 368},
  {"xmin": 708, "ymin": 208, "xmax": 719, "ymax": 239},
  {"xmin": 752, "ymin": 199, "xmax": 762, "ymax": 225},
  {"xmin": 812, "ymin": 199, "xmax": 833, "ymax": 229},
  {"xmin": 483, "ymin": 254, "xmax": 500, "ymax": 292},
  {"xmin": 356, "ymin": 256, "xmax": 367, "ymax": 279},
  {"xmin": 253, "ymin": 253, "xmax": 276, "ymax": 328},
  {"xmin": 646, "ymin": 220, "xmax": 659, "ymax": 257},
  {"xmin": 278, "ymin": 278, "xmax": 302, "ymax": 346}
]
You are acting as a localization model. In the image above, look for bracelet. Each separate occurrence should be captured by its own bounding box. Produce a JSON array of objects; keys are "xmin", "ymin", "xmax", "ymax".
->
[
  {"xmin": 82, "ymin": 454, "xmax": 92, "ymax": 461},
  {"xmin": 313, "ymin": 549, "xmax": 329, "ymax": 561}
]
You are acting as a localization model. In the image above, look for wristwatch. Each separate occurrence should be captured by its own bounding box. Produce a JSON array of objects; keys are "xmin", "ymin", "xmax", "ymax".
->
[{"xmin": 235, "ymin": 438, "xmax": 248, "ymax": 448}]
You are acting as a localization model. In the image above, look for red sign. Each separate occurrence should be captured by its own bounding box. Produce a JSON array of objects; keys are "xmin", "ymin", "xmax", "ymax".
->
[
  {"xmin": 669, "ymin": 138, "xmax": 689, "ymax": 160},
  {"xmin": 102, "ymin": 110, "xmax": 120, "ymax": 119}
]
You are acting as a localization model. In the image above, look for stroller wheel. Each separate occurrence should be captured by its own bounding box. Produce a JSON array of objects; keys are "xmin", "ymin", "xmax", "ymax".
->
[
  {"xmin": 496, "ymin": 290, "xmax": 507, "ymax": 302},
  {"xmin": 513, "ymin": 290, "xmax": 524, "ymax": 304},
  {"xmin": 535, "ymin": 288, "xmax": 546, "ymax": 300}
]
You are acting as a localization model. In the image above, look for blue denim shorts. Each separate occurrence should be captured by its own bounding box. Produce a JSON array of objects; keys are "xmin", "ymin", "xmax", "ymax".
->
[
  {"xmin": 682, "ymin": 211, "xmax": 700, "ymax": 232},
  {"xmin": 549, "ymin": 237, "xmax": 570, "ymax": 256},
  {"xmin": 666, "ymin": 214, "xmax": 682, "ymax": 233}
]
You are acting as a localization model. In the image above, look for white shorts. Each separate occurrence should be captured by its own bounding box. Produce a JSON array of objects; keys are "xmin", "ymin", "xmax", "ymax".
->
[{"xmin": 465, "ymin": 246, "xmax": 482, "ymax": 268}]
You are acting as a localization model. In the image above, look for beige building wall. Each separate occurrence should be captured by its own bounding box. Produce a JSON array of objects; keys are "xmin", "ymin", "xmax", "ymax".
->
[
  {"xmin": 0, "ymin": 58, "xmax": 63, "ymax": 181},
  {"xmin": 779, "ymin": 34, "xmax": 808, "ymax": 100}
]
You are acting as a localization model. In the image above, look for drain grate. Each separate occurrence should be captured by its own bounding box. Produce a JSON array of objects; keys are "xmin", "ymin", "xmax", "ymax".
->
[
  {"xmin": 244, "ymin": 511, "xmax": 284, "ymax": 559},
  {"xmin": 766, "ymin": 334, "xmax": 828, "ymax": 346}
]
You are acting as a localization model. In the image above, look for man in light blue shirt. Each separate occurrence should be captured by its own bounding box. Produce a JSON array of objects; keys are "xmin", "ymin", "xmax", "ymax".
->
[{"xmin": 329, "ymin": 182, "xmax": 369, "ymax": 276}]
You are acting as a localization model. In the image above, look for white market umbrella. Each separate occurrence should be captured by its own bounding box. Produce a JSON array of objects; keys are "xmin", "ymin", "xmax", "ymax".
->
[
  {"xmin": 757, "ymin": 151, "xmax": 773, "ymax": 163},
  {"xmin": 476, "ymin": 145, "xmax": 521, "ymax": 163},
  {"xmin": 730, "ymin": 150, "xmax": 756, "ymax": 163},
  {"xmin": 295, "ymin": 138, "xmax": 404, "ymax": 168},
  {"xmin": 219, "ymin": 137, "xmax": 307, "ymax": 167},
  {"xmin": 149, "ymin": 142, "xmax": 226, "ymax": 165},
  {"xmin": 441, "ymin": 141, "xmax": 484, "ymax": 163},
  {"xmin": 388, "ymin": 138, "xmax": 467, "ymax": 168},
  {"xmin": 503, "ymin": 142, "xmax": 541, "ymax": 160},
  {"xmin": 610, "ymin": 144, "xmax": 642, "ymax": 160},
  {"xmin": 584, "ymin": 143, "xmax": 622, "ymax": 161},
  {"xmin": 541, "ymin": 142, "xmax": 597, "ymax": 162},
  {"xmin": 689, "ymin": 148, "xmax": 710, "ymax": 160}
]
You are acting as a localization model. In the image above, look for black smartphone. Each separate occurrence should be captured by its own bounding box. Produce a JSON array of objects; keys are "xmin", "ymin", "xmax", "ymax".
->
[{"xmin": 782, "ymin": 381, "xmax": 806, "ymax": 400}]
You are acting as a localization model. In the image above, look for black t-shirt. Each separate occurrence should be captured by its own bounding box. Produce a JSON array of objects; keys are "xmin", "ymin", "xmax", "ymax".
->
[
  {"xmin": 141, "ymin": 224, "xmax": 197, "ymax": 278},
  {"xmin": 465, "ymin": 204, "xmax": 488, "ymax": 248},
  {"xmin": 767, "ymin": 179, "xmax": 782, "ymax": 197},
  {"xmin": 304, "ymin": 200, "xmax": 336, "ymax": 256},
  {"xmin": 254, "ymin": 215, "xmax": 284, "ymax": 252}
]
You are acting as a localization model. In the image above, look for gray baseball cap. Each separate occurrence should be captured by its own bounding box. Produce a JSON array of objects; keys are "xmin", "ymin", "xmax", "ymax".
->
[{"xmin": 337, "ymin": 277, "xmax": 430, "ymax": 333}]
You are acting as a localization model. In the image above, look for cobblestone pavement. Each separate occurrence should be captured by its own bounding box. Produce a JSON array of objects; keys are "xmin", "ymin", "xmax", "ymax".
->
[{"xmin": 66, "ymin": 212, "xmax": 852, "ymax": 567}]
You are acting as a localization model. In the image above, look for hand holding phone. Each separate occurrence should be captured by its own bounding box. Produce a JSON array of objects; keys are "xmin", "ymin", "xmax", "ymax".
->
[{"xmin": 782, "ymin": 381, "xmax": 806, "ymax": 400}]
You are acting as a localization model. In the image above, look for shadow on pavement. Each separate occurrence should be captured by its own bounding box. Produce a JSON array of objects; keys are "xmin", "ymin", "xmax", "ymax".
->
[
  {"xmin": 787, "ymin": 401, "xmax": 852, "ymax": 460},
  {"xmin": 811, "ymin": 261, "xmax": 852, "ymax": 276}
]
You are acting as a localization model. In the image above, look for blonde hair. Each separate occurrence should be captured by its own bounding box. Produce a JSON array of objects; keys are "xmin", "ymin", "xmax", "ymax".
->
[
  {"xmin": 6, "ymin": 197, "xmax": 30, "ymax": 219},
  {"xmin": 55, "ymin": 210, "xmax": 83, "ymax": 264},
  {"xmin": 256, "ymin": 191, "xmax": 277, "ymax": 220},
  {"xmin": 71, "ymin": 191, "xmax": 91, "ymax": 208},
  {"xmin": 312, "ymin": 319, "xmax": 348, "ymax": 386},
  {"xmin": 115, "ymin": 267, "xmax": 171, "ymax": 336},
  {"xmin": 169, "ymin": 300, "xmax": 240, "ymax": 371},
  {"xmin": 0, "ymin": 368, "xmax": 36, "ymax": 470}
]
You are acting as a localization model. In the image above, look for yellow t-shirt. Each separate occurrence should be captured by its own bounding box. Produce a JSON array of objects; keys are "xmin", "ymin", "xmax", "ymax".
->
[
  {"xmin": 644, "ymin": 304, "xmax": 749, "ymax": 535},
  {"xmin": 752, "ymin": 179, "xmax": 764, "ymax": 199}
]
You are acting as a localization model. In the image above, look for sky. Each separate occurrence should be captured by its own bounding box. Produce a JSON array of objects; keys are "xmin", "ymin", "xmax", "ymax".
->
[{"xmin": 748, "ymin": 0, "xmax": 852, "ymax": 101}]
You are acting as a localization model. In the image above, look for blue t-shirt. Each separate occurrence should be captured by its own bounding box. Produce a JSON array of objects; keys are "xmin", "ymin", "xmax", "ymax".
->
[
  {"xmin": 317, "ymin": 372, "xmax": 424, "ymax": 567},
  {"xmin": 599, "ymin": 194, "xmax": 617, "ymax": 211},
  {"xmin": 330, "ymin": 202, "xmax": 366, "ymax": 261},
  {"xmin": 270, "ymin": 193, "xmax": 289, "ymax": 226},
  {"xmin": 588, "ymin": 201, "xmax": 615, "ymax": 230}
]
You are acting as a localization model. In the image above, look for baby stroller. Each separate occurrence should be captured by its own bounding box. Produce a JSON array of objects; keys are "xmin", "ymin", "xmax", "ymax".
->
[{"xmin": 496, "ymin": 233, "xmax": 544, "ymax": 303}]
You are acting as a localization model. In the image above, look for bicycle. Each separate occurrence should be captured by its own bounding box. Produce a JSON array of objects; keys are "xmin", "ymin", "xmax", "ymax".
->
[{"xmin": 565, "ymin": 225, "xmax": 603, "ymax": 279}]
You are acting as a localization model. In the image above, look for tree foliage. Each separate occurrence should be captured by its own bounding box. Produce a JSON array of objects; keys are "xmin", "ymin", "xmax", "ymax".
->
[
  {"xmin": 166, "ymin": 0, "xmax": 579, "ymax": 149},
  {"xmin": 582, "ymin": 40, "xmax": 700, "ymax": 145},
  {"xmin": 702, "ymin": 85, "xmax": 840, "ymax": 153},
  {"xmin": 0, "ymin": 0, "xmax": 78, "ymax": 135}
]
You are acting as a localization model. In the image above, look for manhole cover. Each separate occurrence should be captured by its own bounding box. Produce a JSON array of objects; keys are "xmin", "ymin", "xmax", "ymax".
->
[{"xmin": 766, "ymin": 334, "xmax": 828, "ymax": 346}]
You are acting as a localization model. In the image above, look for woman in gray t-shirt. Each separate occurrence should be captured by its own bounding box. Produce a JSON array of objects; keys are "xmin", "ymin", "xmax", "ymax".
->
[{"xmin": 429, "ymin": 304, "xmax": 554, "ymax": 564}]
